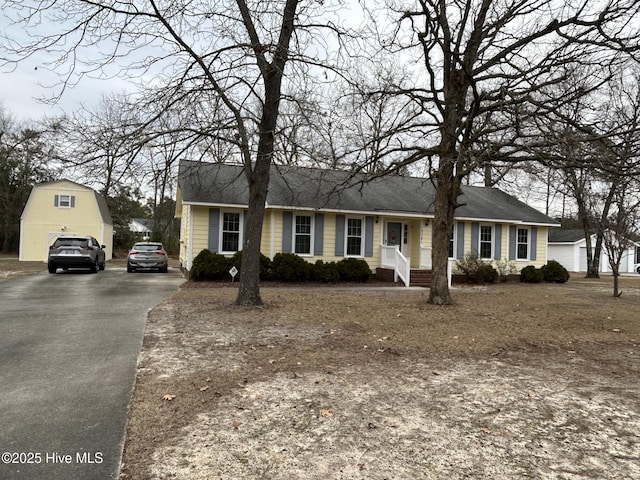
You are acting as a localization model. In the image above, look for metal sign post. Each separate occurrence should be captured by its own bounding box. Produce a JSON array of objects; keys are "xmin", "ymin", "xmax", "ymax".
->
[{"xmin": 229, "ymin": 266, "xmax": 238, "ymax": 282}]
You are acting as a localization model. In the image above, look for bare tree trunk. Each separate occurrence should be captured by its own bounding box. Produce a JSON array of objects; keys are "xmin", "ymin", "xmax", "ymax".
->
[
  {"xmin": 235, "ymin": 96, "xmax": 277, "ymax": 306},
  {"xmin": 235, "ymin": 0, "xmax": 298, "ymax": 306},
  {"xmin": 428, "ymin": 143, "xmax": 462, "ymax": 304},
  {"xmin": 236, "ymin": 159, "xmax": 270, "ymax": 306},
  {"xmin": 582, "ymin": 216, "xmax": 599, "ymax": 278},
  {"xmin": 429, "ymin": 180, "xmax": 458, "ymax": 304},
  {"xmin": 588, "ymin": 233, "xmax": 603, "ymax": 277}
]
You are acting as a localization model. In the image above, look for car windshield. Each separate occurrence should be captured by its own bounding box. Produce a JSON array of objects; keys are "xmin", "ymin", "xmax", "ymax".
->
[
  {"xmin": 134, "ymin": 244, "xmax": 163, "ymax": 252},
  {"xmin": 53, "ymin": 238, "xmax": 88, "ymax": 247}
]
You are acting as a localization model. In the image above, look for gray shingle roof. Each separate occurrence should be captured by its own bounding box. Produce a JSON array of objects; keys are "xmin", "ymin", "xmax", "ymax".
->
[
  {"xmin": 548, "ymin": 229, "xmax": 589, "ymax": 243},
  {"xmin": 178, "ymin": 160, "xmax": 559, "ymax": 226}
]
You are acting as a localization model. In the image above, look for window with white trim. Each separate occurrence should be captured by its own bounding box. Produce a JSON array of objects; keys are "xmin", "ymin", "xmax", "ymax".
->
[
  {"xmin": 479, "ymin": 225, "xmax": 493, "ymax": 259},
  {"xmin": 55, "ymin": 194, "xmax": 75, "ymax": 208},
  {"xmin": 516, "ymin": 227, "xmax": 530, "ymax": 260},
  {"xmin": 294, "ymin": 214, "xmax": 312, "ymax": 255},
  {"xmin": 346, "ymin": 217, "xmax": 363, "ymax": 256},
  {"xmin": 221, "ymin": 211, "xmax": 241, "ymax": 252}
]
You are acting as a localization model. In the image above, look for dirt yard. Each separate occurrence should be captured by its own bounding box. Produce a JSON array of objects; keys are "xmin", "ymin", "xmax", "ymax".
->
[
  {"xmin": 119, "ymin": 276, "xmax": 640, "ymax": 480},
  {"xmin": 0, "ymin": 258, "xmax": 44, "ymax": 281}
]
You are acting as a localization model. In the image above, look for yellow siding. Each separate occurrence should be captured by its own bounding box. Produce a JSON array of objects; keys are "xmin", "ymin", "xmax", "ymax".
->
[
  {"xmin": 264, "ymin": 209, "xmax": 278, "ymax": 258},
  {"xmin": 179, "ymin": 204, "xmax": 191, "ymax": 268},
  {"xmin": 409, "ymin": 220, "xmax": 421, "ymax": 268},
  {"xmin": 185, "ymin": 208, "xmax": 386, "ymax": 272},
  {"xmin": 180, "ymin": 204, "xmax": 550, "ymax": 274},
  {"xmin": 454, "ymin": 221, "xmax": 548, "ymax": 271},
  {"xmin": 20, "ymin": 180, "xmax": 112, "ymax": 261},
  {"xmin": 533, "ymin": 226, "xmax": 549, "ymax": 268},
  {"xmin": 322, "ymin": 213, "xmax": 338, "ymax": 261},
  {"xmin": 421, "ymin": 223, "xmax": 433, "ymax": 249},
  {"xmin": 190, "ymin": 206, "xmax": 211, "ymax": 258},
  {"xmin": 315, "ymin": 212, "xmax": 382, "ymax": 271},
  {"xmin": 462, "ymin": 221, "xmax": 473, "ymax": 255}
]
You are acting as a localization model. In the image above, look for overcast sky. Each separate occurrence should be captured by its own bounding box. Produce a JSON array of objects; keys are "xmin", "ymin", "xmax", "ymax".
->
[
  {"xmin": 0, "ymin": 10, "xmax": 133, "ymax": 123},
  {"xmin": 0, "ymin": 56, "xmax": 132, "ymax": 122}
]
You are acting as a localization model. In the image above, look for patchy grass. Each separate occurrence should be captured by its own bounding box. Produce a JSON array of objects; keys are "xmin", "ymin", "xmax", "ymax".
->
[{"xmin": 0, "ymin": 257, "xmax": 45, "ymax": 281}]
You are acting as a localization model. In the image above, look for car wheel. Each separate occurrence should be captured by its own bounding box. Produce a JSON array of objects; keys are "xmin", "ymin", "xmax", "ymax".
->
[
  {"xmin": 127, "ymin": 263, "xmax": 134, "ymax": 273},
  {"xmin": 637, "ymin": 266, "xmax": 640, "ymax": 274},
  {"xmin": 90, "ymin": 259, "xmax": 98, "ymax": 273},
  {"xmin": 48, "ymin": 264, "xmax": 56, "ymax": 274},
  {"xmin": 161, "ymin": 266, "xmax": 168, "ymax": 273},
  {"xmin": 99, "ymin": 261, "xmax": 105, "ymax": 271}
]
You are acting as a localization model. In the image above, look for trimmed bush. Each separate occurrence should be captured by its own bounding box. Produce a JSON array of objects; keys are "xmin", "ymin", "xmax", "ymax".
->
[
  {"xmin": 229, "ymin": 250, "xmax": 273, "ymax": 280},
  {"xmin": 520, "ymin": 265, "xmax": 544, "ymax": 283},
  {"xmin": 311, "ymin": 260, "xmax": 340, "ymax": 283},
  {"xmin": 336, "ymin": 258, "xmax": 372, "ymax": 282},
  {"xmin": 271, "ymin": 253, "xmax": 312, "ymax": 282},
  {"xmin": 541, "ymin": 260, "xmax": 570, "ymax": 283},
  {"xmin": 190, "ymin": 249, "xmax": 231, "ymax": 281},
  {"xmin": 475, "ymin": 263, "xmax": 499, "ymax": 284}
]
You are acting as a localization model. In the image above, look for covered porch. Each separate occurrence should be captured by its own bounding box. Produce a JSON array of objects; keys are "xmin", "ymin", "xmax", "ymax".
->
[
  {"xmin": 374, "ymin": 216, "xmax": 432, "ymax": 287},
  {"xmin": 378, "ymin": 243, "xmax": 432, "ymax": 287},
  {"xmin": 377, "ymin": 246, "xmax": 455, "ymax": 287}
]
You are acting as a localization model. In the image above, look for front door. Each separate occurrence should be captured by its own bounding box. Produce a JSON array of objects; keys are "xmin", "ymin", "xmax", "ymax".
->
[
  {"xmin": 387, "ymin": 222, "xmax": 402, "ymax": 247},
  {"xmin": 386, "ymin": 222, "xmax": 409, "ymax": 256}
]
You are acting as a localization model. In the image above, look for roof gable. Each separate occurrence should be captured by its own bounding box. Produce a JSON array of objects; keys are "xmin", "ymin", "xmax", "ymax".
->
[
  {"xmin": 178, "ymin": 160, "xmax": 558, "ymax": 226},
  {"xmin": 36, "ymin": 179, "xmax": 93, "ymax": 191}
]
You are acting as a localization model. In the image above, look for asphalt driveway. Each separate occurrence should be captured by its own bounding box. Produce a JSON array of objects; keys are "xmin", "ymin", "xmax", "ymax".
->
[{"xmin": 0, "ymin": 264, "xmax": 184, "ymax": 480}]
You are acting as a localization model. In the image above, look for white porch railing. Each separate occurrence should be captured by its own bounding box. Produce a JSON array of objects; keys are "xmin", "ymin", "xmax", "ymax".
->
[{"xmin": 380, "ymin": 245, "xmax": 411, "ymax": 287}]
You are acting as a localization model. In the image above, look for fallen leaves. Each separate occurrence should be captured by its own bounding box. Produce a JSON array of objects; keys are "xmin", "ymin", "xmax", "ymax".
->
[
  {"xmin": 319, "ymin": 408, "xmax": 333, "ymax": 417},
  {"xmin": 162, "ymin": 394, "xmax": 176, "ymax": 401}
]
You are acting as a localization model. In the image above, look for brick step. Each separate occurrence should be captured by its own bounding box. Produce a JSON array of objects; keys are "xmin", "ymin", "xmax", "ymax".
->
[{"xmin": 410, "ymin": 269, "xmax": 432, "ymax": 287}]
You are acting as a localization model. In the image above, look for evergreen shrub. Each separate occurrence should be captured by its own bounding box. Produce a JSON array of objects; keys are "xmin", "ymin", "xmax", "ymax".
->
[
  {"xmin": 190, "ymin": 249, "xmax": 231, "ymax": 281},
  {"xmin": 520, "ymin": 265, "xmax": 544, "ymax": 283},
  {"xmin": 229, "ymin": 250, "xmax": 273, "ymax": 280},
  {"xmin": 271, "ymin": 253, "xmax": 312, "ymax": 282},
  {"xmin": 336, "ymin": 258, "xmax": 372, "ymax": 282},
  {"xmin": 475, "ymin": 263, "xmax": 499, "ymax": 284},
  {"xmin": 541, "ymin": 260, "xmax": 570, "ymax": 283},
  {"xmin": 311, "ymin": 260, "xmax": 341, "ymax": 283}
]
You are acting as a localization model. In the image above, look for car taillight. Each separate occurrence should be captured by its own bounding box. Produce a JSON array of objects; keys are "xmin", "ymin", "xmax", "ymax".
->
[
  {"xmin": 81, "ymin": 245, "xmax": 94, "ymax": 250},
  {"xmin": 155, "ymin": 250, "xmax": 166, "ymax": 255},
  {"xmin": 129, "ymin": 250, "xmax": 139, "ymax": 255}
]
